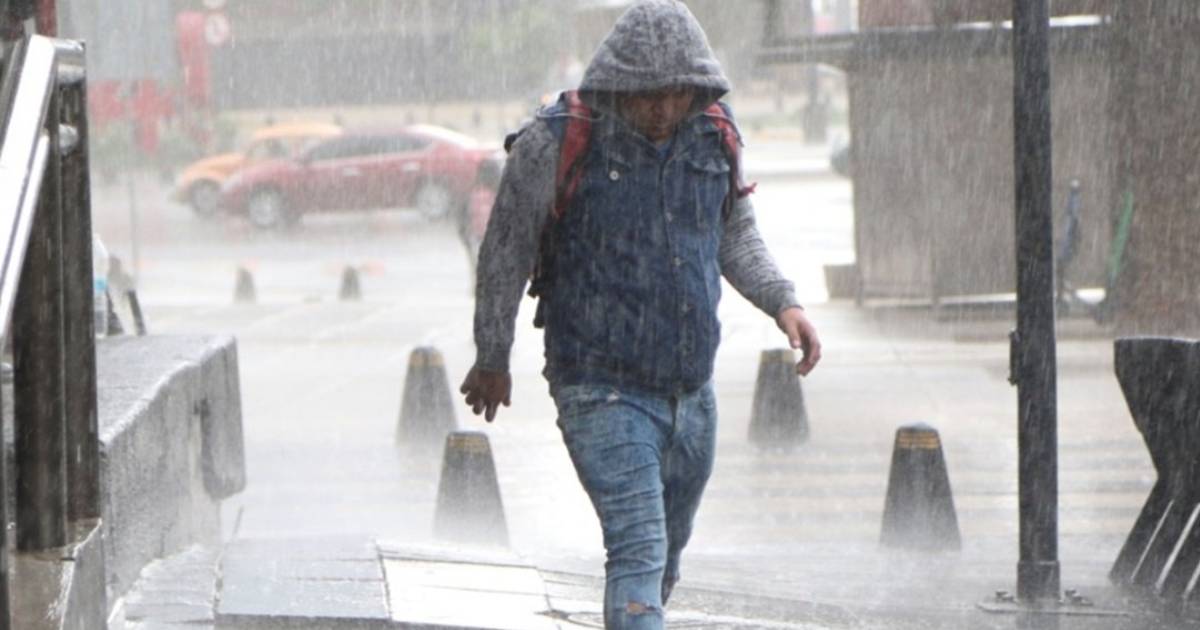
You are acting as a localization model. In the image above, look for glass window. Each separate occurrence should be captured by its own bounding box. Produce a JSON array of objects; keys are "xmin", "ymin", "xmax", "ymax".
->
[
  {"xmin": 305, "ymin": 137, "xmax": 373, "ymax": 161},
  {"xmin": 379, "ymin": 134, "xmax": 432, "ymax": 154}
]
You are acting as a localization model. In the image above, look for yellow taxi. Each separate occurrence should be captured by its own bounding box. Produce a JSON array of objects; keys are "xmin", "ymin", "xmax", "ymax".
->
[{"xmin": 172, "ymin": 122, "xmax": 343, "ymax": 217}]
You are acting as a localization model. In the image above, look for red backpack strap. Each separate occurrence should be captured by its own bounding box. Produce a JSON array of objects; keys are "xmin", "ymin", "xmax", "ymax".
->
[
  {"xmin": 704, "ymin": 103, "xmax": 756, "ymax": 201},
  {"xmin": 554, "ymin": 91, "xmax": 593, "ymax": 219}
]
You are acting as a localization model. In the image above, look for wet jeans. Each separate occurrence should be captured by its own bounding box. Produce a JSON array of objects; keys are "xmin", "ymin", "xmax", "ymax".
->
[{"xmin": 553, "ymin": 382, "xmax": 718, "ymax": 630}]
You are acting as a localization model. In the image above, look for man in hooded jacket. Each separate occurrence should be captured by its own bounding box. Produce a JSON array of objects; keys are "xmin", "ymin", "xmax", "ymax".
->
[{"xmin": 460, "ymin": 1, "xmax": 820, "ymax": 627}]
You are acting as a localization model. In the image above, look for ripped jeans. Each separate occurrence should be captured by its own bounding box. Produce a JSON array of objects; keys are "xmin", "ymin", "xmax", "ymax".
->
[{"xmin": 553, "ymin": 382, "xmax": 718, "ymax": 630}]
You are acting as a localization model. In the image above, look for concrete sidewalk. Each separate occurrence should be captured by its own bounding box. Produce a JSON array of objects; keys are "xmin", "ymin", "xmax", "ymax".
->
[
  {"xmin": 119, "ymin": 299, "xmax": 1195, "ymax": 630},
  {"xmin": 122, "ymin": 536, "xmax": 845, "ymax": 629},
  {"xmin": 123, "ymin": 533, "xmax": 1180, "ymax": 630}
]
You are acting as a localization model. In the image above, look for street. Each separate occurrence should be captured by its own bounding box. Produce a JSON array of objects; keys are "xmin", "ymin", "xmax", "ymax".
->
[{"xmin": 95, "ymin": 155, "xmax": 1154, "ymax": 628}]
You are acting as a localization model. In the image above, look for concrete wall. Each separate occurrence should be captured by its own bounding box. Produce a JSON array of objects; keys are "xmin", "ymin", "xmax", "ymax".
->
[
  {"xmin": 848, "ymin": 35, "xmax": 1116, "ymax": 301},
  {"xmin": 96, "ymin": 335, "xmax": 246, "ymax": 604},
  {"xmin": 5, "ymin": 334, "xmax": 245, "ymax": 628},
  {"xmin": 859, "ymin": 0, "xmax": 1115, "ymax": 28},
  {"xmin": 1116, "ymin": 3, "xmax": 1200, "ymax": 335}
]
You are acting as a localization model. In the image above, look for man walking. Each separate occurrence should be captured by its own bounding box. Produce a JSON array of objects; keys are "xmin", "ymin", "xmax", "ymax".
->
[{"xmin": 460, "ymin": 1, "xmax": 820, "ymax": 627}]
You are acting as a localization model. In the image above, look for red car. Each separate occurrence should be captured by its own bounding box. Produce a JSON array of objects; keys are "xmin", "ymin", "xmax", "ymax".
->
[{"xmin": 218, "ymin": 124, "xmax": 501, "ymax": 229}]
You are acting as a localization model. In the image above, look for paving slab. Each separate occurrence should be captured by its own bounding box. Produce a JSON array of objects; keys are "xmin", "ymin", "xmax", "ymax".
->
[
  {"xmin": 378, "ymin": 540, "xmax": 559, "ymax": 629},
  {"xmin": 215, "ymin": 537, "xmax": 390, "ymax": 629},
  {"xmin": 122, "ymin": 545, "xmax": 220, "ymax": 629}
]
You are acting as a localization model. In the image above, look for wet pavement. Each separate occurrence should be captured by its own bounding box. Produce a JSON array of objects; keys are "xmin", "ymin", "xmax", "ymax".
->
[{"xmin": 100, "ymin": 150, "xmax": 1199, "ymax": 629}]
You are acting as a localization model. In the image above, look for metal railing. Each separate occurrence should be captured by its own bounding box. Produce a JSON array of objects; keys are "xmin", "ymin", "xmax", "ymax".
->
[{"xmin": 0, "ymin": 33, "xmax": 100, "ymax": 628}]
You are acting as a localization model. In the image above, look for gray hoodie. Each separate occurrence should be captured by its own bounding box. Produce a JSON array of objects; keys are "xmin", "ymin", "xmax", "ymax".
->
[{"xmin": 472, "ymin": 0, "xmax": 800, "ymax": 374}]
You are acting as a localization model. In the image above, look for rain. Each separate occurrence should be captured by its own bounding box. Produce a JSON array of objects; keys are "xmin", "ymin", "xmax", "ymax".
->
[{"xmin": 1, "ymin": 1, "xmax": 1198, "ymax": 629}]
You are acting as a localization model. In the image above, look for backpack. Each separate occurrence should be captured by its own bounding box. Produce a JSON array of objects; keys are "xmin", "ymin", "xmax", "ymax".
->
[{"xmin": 506, "ymin": 90, "xmax": 754, "ymax": 323}]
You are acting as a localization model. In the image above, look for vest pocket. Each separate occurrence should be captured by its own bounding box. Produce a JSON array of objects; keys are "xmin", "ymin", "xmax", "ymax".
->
[
  {"xmin": 685, "ymin": 155, "xmax": 730, "ymax": 176},
  {"xmin": 684, "ymin": 155, "xmax": 731, "ymax": 225}
]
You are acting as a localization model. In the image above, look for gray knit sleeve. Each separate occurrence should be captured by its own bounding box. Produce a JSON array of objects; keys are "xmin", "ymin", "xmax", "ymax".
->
[
  {"xmin": 719, "ymin": 194, "xmax": 802, "ymax": 317},
  {"xmin": 472, "ymin": 120, "xmax": 557, "ymax": 372}
]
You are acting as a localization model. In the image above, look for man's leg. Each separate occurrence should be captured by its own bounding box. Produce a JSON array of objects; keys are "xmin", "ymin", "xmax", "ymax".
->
[
  {"xmin": 661, "ymin": 382, "xmax": 718, "ymax": 604},
  {"xmin": 555, "ymin": 385, "xmax": 672, "ymax": 630}
]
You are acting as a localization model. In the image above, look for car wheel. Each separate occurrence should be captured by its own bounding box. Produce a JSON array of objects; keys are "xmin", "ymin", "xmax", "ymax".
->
[
  {"xmin": 246, "ymin": 189, "xmax": 291, "ymax": 230},
  {"xmin": 189, "ymin": 181, "xmax": 221, "ymax": 218},
  {"xmin": 415, "ymin": 182, "xmax": 453, "ymax": 222}
]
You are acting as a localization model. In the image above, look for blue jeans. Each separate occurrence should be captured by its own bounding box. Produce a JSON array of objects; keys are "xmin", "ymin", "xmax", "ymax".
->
[{"xmin": 553, "ymin": 382, "xmax": 718, "ymax": 630}]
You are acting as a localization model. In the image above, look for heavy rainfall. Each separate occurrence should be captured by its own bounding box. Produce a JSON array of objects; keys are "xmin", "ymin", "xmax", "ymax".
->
[{"xmin": 0, "ymin": 1, "xmax": 1197, "ymax": 629}]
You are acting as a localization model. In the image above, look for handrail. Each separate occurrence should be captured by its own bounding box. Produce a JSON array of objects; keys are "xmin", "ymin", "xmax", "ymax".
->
[
  {"xmin": 0, "ymin": 32, "xmax": 102, "ymax": 629},
  {"xmin": 0, "ymin": 35, "xmax": 83, "ymax": 344}
]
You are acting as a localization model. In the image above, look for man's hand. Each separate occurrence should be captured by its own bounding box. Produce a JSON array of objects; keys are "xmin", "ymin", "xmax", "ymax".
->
[
  {"xmin": 776, "ymin": 306, "xmax": 821, "ymax": 376},
  {"xmin": 459, "ymin": 366, "xmax": 512, "ymax": 422}
]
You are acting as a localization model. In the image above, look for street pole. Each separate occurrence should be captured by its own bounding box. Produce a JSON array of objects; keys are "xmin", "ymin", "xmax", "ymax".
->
[
  {"xmin": 489, "ymin": 0, "xmax": 504, "ymax": 134},
  {"xmin": 419, "ymin": 0, "xmax": 434, "ymax": 120},
  {"xmin": 1011, "ymin": 0, "xmax": 1060, "ymax": 603}
]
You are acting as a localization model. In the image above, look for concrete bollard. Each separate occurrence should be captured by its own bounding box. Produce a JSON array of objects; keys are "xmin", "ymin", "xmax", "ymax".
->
[
  {"xmin": 338, "ymin": 265, "xmax": 361, "ymax": 301},
  {"xmin": 234, "ymin": 267, "xmax": 256, "ymax": 304},
  {"xmin": 748, "ymin": 348, "xmax": 809, "ymax": 448},
  {"xmin": 433, "ymin": 431, "xmax": 508, "ymax": 547},
  {"xmin": 823, "ymin": 263, "xmax": 859, "ymax": 300},
  {"xmin": 395, "ymin": 347, "xmax": 457, "ymax": 448},
  {"xmin": 880, "ymin": 423, "xmax": 961, "ymax": 551}
]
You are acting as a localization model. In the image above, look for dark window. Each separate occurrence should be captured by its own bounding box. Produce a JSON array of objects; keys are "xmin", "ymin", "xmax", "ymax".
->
[
  {"xmin": 379, "ymin": 134, "xmax": 432, "ymax": 154},
  {"xmin": 305, "ymin": 137, "xmax": 377, "ymax": 161}
]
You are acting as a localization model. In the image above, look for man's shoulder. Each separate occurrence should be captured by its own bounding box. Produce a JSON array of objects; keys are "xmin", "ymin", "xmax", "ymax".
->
[
  {"xmin": 504, "ymin": 115, "xmax": 559, "ymax": 158},
  {"xmin": 700, "ymin": 100, "xmax": 740, "ymax": 134},
  {"xmin": 505, "ymin": 92, "xmax": 595, "ymax": 156}
]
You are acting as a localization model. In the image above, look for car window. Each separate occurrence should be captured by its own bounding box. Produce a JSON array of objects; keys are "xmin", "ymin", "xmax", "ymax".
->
[
  {"xmin": 380, "ymin": 134, "xmax": 432, "ymax": 154},
  {"xmin": 305, "ymin": 136, "xmax": 375, "ymax": 162},
  {"xmin": 245, "ymin": 138, "xmax": 288, "ymax": 161},
  {"xmin": 305, "ymin": 134, "xmax": 432, "ymax": 161}
]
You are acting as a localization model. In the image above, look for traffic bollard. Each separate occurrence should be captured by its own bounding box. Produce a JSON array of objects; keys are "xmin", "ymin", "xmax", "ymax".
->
[
  {"xmin": 234, "ymin": 267, "xmax": 256, "ymax": 304},
  {"xmin": 395, "ymin": 347, "xmax": 457, "ymax": 449},
  {"xmin": 338, "ymin": 265, "xmax": 361, "ymax": 301},
  {"xmin": 748, "ymin": 348, "xmax": 809, "ymax": 448},
  {"xmin": 433, "ymin": 431, "xmax": 508, "ymax": 547},
  {"xmin": 880, "ymin": 423, "xmax": 961, "ymax": 551}
]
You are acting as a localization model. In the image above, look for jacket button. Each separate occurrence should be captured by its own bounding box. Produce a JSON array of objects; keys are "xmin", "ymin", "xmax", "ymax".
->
[
  {"xmin": 673, "ymin": 257, "xmax": 683, "ymax": 267},
  {"xmin": 680, "ymin": 304, "xmax": 690, "ymax": 314},
  {"xmin": 609, "ymin": 170, "xmax": 620, "ymax": 181},
  {"xmin": 665, "ymin": 212, "xmax": 674, "ymax": 222}
]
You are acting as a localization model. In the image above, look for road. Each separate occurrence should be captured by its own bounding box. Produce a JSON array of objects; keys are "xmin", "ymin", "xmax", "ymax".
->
[{"xmin": 93, "ymin": 159, "xmax": 1155, "ymax": 628}]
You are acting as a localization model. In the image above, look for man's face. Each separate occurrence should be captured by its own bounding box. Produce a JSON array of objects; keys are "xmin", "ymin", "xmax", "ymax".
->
[{"xmin": 620, "ymin": 87, "xmax": 696, "ymax": 143}]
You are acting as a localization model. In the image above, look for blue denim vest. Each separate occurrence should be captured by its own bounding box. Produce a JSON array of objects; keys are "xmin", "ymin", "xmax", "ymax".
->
[{"xmin": 538, "ymin": 101, "xmax": 731, "ymax": 395}]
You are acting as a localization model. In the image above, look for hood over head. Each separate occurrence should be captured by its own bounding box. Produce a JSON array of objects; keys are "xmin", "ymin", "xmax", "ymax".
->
[{"xmin": 578, "ymin": 0, "xmax": 730, "ymax": 113}]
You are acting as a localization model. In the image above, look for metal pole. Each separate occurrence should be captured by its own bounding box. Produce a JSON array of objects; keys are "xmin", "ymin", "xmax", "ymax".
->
[
  {"xmin": 125, "ymin": 112, "xmax": 140, "ymax": 286},
  {"xmin": 489, "ymin": 0, "xmax": 504, "ymax": 130},
  {"xmin": 419, "ymin": 0, "xmax": 434, "ymax": 116},
  {"xmin": 1012, "ymin": 0, "xmax": 1060, "ymax": 602},
  {"xmin": 59, "ymin": 66, "xmax": 100, "ymax": 523},
  {"xmin": 763, "ymin": 0, "xmax": 783, "ymax": 43},
  {"xmin": 14, "ymin": 88, "xmax": 68, "ymax": 551},
  {"xmin": 0, "ymin": 372, "xmax": 8, "ymax": 630}
]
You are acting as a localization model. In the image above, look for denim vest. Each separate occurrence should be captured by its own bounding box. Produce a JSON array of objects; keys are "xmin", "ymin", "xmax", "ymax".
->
[{"xmin": 538, "ymin": 101, "xmax": 731, "ymax": 395}]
